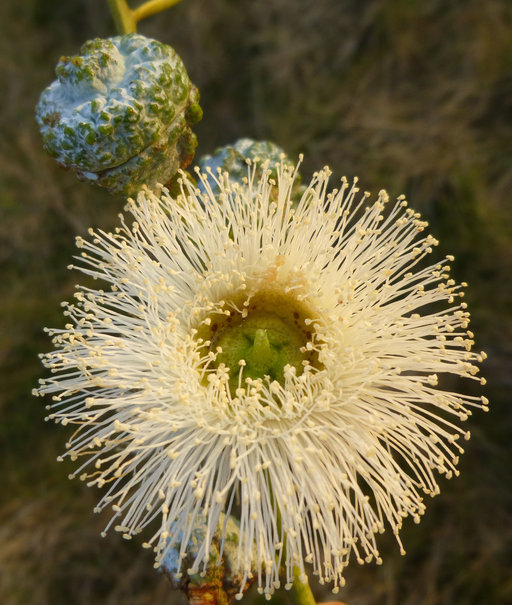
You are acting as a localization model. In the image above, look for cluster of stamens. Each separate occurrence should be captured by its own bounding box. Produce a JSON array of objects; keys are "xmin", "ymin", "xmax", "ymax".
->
[{"xmin": 195, "ymin": 290, "xmax": 320, "ymax": 396}]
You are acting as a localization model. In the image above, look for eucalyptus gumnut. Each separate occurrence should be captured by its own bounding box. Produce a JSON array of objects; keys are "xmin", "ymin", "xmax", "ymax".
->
[
  {"xmin": 160, "ymin": 514, "xmax": 255, "ymax": 603},
  {"xmin": 198, "ymin": 138, "xmax": 304, "ymax": 203},
  {"xmin": 36, "ymin": 33, "xmax": 202, "ymax": 196},
  {"xmin": 199, "ymin": 139, "xmax": 289, "ymax": 183}
]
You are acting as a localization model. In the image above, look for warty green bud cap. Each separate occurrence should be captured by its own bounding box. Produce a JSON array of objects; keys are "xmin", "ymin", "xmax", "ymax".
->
[
  {"xmin": 36, "ymin": 34, "xmax": 202, "ymax": 196},
  {"xmin": 198, "ymin": 138, "xmax": 304, "ymax": 202},
  {"xmin": 160, "ymin": 514, "xmax": 255, "ymax": 602}
]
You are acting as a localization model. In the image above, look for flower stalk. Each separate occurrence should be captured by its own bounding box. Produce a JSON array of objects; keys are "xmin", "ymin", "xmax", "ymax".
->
[
  {"xmin": 291, "ymin": 567, "xmax": 317, "ymax": 605},
  {"xmin": 107, "ymin": 0, "xmax": 184, "ymax": 34}
]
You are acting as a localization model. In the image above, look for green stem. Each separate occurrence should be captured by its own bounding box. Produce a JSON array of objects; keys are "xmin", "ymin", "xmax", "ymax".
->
[
  {"xmin": 291, "ymin": 566, "xmax": 317, "ymax": 605},
  {"xmin": 133, "ymin": 0, "xmax": 184, "ymax": 21},
  {"xmin": 276, "ymin": 502, "xmax": 316, "ymax": 605},
  {"xmin": 107, "ymin": 0, "xmax": 184, "ymax": 34},
  {"xmin": 107, "ymin": 0, "xmax": 136, "ymax": 33}
]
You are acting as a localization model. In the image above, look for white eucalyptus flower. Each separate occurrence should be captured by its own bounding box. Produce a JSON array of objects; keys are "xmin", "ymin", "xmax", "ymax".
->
[{"xmin": 36, "ymin": 159, "xmax": 487, "ymax": 598}]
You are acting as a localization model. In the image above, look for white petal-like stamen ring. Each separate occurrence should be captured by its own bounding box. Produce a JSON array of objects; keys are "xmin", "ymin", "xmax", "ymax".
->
[{"xmin": 37, "ymin": 159, "xmax": 486, "ymax": 597}]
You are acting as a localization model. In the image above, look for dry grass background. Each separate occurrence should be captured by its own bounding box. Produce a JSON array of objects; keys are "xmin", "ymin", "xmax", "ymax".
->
[{"xmin": 1, "ymin": 1, "xmax": 511, "ymax": 604}]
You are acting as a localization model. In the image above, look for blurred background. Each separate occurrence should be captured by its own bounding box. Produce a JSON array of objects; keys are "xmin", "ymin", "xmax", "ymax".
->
[{"xmin": 1, "ymin": 0, "xmax": 511, "ymax": 603}]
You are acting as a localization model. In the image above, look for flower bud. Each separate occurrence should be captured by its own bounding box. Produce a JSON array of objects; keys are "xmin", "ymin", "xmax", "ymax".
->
[
  {"xmin": 36, "ymin": 34, "xmax": 202, "ymax": 196},
  {"xmin": 198, "ymin": 138, "xmax": 303, "ymax": 201},
  {"xmin": 161, "ymin": 514, "xmax": 254, "ymax": 604}
]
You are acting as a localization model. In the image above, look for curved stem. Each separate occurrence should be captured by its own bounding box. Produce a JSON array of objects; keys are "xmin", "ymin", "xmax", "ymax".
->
[
  {"xmin": 133, "ymin": 0, "xmax": 184, "ymax": 21},
  {"xmin": 292, "ymin": 566, "xmax": 317, "ymax": 605},
  {"xmin": 107, "ymin": 0, "xmax": 184, "ymax": 34}
]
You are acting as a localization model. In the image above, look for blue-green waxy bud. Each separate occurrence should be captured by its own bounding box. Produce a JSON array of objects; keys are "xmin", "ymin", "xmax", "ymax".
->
[
  {"xmin": 198, "ymin": 138, "xmax": 304, "ymax": 202},
  {"xmin": 161, "ymin": 514, "xmax": 255, "ymax": 603},
  {"xmin": 36, "ymin": 34, "xmax": 202, "ymax": 196}
]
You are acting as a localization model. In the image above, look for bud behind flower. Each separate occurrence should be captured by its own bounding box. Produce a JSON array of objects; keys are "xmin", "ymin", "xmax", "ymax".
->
[{"xmin": 36, "ymin": 33, "xmax": 202, "ymax": 196}]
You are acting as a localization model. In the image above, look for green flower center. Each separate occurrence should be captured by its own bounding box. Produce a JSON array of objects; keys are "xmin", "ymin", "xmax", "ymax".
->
[
  {"xmin": 215, "ymin": 311, "xmax": 307, "ymax": 383},
  {"xmin": 198, "ymin": 292, "xmax": 319, "ymax": 395}
]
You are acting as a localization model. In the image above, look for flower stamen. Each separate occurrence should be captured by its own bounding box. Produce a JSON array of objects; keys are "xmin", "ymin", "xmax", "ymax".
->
[{"xmin": 198, "ymin": 290, "xmax": 321, "ymax": 394}]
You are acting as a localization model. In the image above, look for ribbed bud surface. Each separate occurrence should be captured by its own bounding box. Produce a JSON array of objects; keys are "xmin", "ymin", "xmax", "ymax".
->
[{"xmin": 36, "ymin": 34, "xmax": 202, "ymax": 195}]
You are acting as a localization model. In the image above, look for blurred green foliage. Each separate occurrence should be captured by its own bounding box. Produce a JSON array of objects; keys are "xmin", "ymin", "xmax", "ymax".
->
[{"xmin": 1, "ymin": 1, "xmax": 511, "ymax": 604}]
